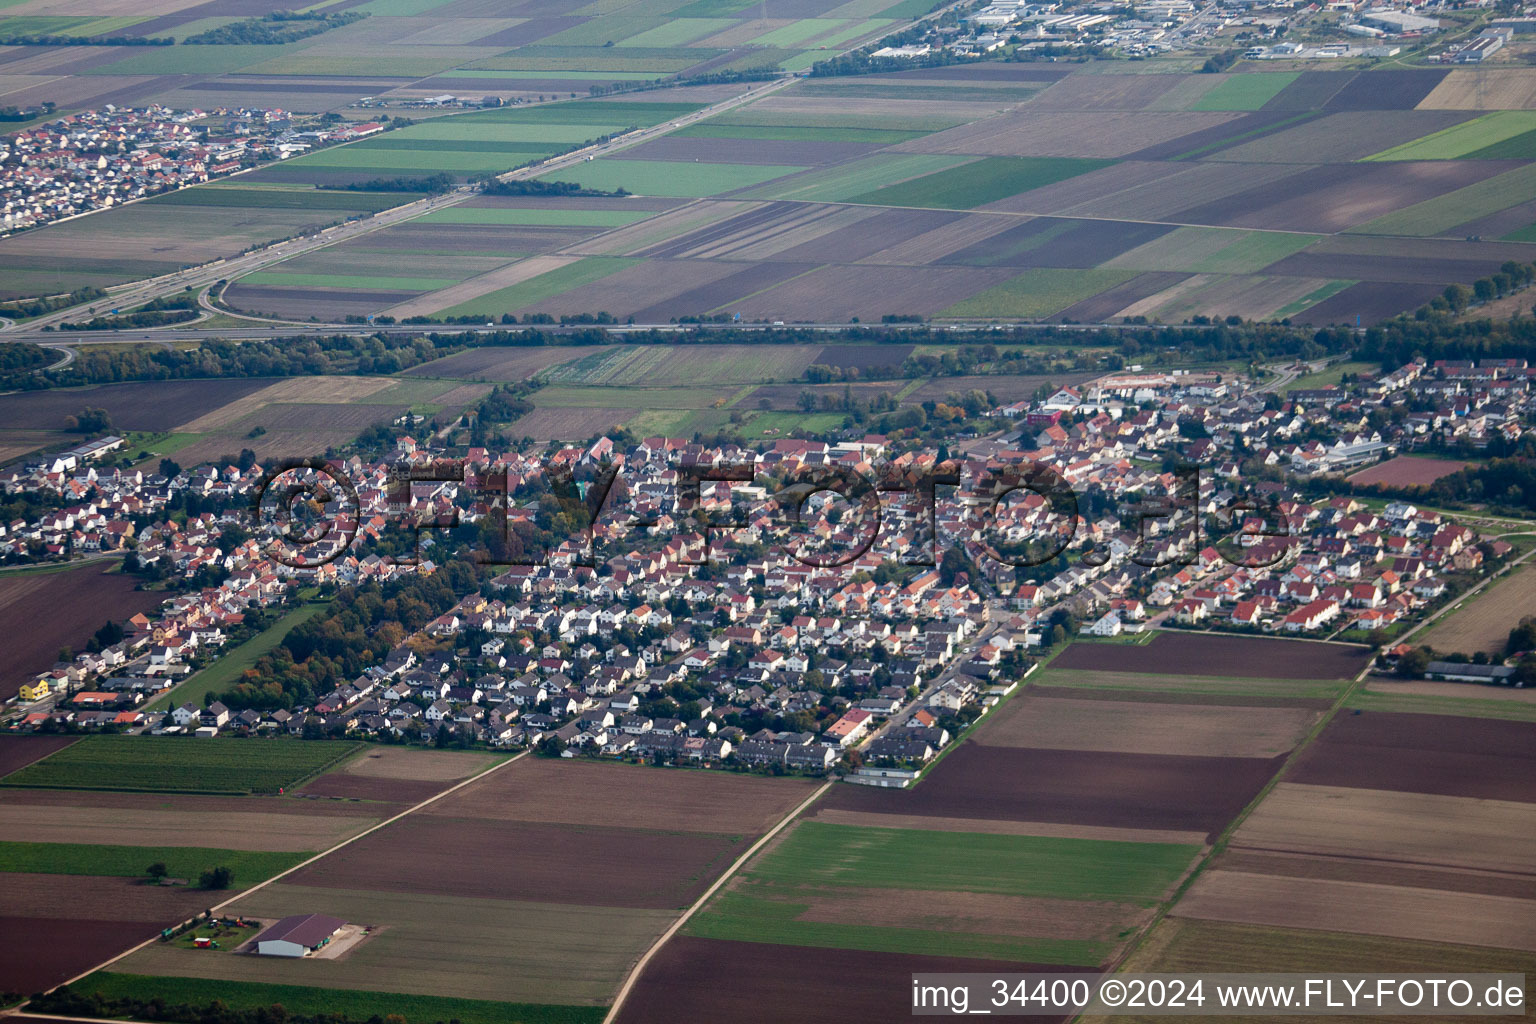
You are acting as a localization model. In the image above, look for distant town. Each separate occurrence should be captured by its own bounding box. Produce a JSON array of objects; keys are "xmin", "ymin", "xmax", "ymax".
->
[{"xmin": 0, "ymin": 105, "xmax": 389, "ymax": 236}]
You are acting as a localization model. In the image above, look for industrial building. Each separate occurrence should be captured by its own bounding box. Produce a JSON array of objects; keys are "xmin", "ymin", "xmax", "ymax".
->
[{"xmin": 254, "ymin": 914, "xmax": 347, "ymax": 957}]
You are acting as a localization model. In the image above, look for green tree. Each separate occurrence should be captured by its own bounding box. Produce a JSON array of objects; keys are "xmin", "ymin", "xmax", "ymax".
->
[{"xmin": 200, "ymin": 865, "xmax": 234, "ymax": 890}]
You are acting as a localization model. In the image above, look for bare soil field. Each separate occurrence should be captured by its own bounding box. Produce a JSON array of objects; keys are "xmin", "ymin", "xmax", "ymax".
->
[
  {"xmin": 821, "ymin": 743, "xmax": 1283, "ymax": 841},
  {"xmin": 586, "ymin": 201, "xmax": 754, "ymax": 258},
  {"xmin": 1127, "ymin": 110, "xmax": 1313, "ymax": 161},
  {"xmin": 1292, "ymin": 280, "xmax": 1442, "ymax": 326},
  {"xmin": 1170, "ymin": 160, "xmax": 1509, "ymax": 233},
  {"xmin": 900, "ymin": 110, "xmax": 1241, "ymax": 159},
  {"xmin": 425, "ymin": 757, "xmax": 818, "ymax": 835},
  {"xmin": 124, "ymin": 882, "xmax": 673, "ymax": 1005},
  {"xmin": 294, "ymin": 773, "xmax": 453, "ymax": 805},
  {"xmin": 0, "ymin": 736, "xmax": 76, "ymax": 780},
  {"xmin": 1348, "ymin": 455, "xmax": 1469, "ymax": 486},
  {"xmin": 1288, "ymin": 710, "xmax": 1536, "ymax": 802},
  {"xmin": 939, "ymin": 217, "xmax": 1175, "ymax": 269},
  {"xmin": 772, "ymin": 207, "xmax": 963, "ymax": 264},
  {"xmin": 507, "ymin": 405, "xmax": 632, "ymax": 441},
  {"xmin": 1026, "ymin": 72, "xmax": 1196, "ymax": 111},
  {"xmin": 0, "ymin": 915, "xmax": 163, "ymax": 995},
  {"xmin": 813, "ymin": 344, "xmax": 913, "ymax": 370},
  {"xmin": 996, "ymin": 161, "xmax": 1302, "ymax": 220},
  {"xmin": 1210, "ymin": 110, "xmax": 1471, "ymax": 164},
  {"xmin": 0, "ymin": 378, "xmax": 267, "ymax": 433},
  {"xmin": 855, "ymin": 210, "xmax": 1021, "ymax": 265},
  {"xmin": 976, "ymin": 694, "xmax": 1318, "ymax": 758},
  {"xmin": 730, "ymin": 263, "xmax": 1014, "ymax": 321},
  {"xmin": 1261, "ymin": 71, "xmax": 1358, "ymax": 111},
  {"xmin": 1420, "ymin": 564, "xmax": 1536, "ymax": 656},
  {"xmin": 289, "ymin": 815, "xmax": 742, "ymax": 909},
  {"xmin": 224, "ymin": 283, "xmax": 418, "ymax": 321},
  {"xmin": 0, "ymin": 872, "xmax": 213, "ymax": 922},
  {"xmin": 1172, "ymin": 870, "xmax": 1536, "ymax": 952},
  {"xmin": 1149, "ymin": 273, "xmax": 1332, "ymax": 323},
  {"xmin": 635, "ymin": 201, "xmax": 866, "ymax": 261},
  {"xmin": 1216, "ymin": 848, "xmax": 1536, "ymax": 900},
  {"xmin": 1326, "ymin": 69, "xmax": 1448, "ymax": 110},
  {"xmin": 1266, "ymin": 249, "xmax": 1515, "ymax": 284},
  {"xmin": 1419, "ymin": 68, "xmax": 1536, "ymax": 110},
  {"xmin": 1105, "ymin": 917, "xmax": 1536, "ymax": 1023},
  {"xmin": 1051, "ymin": 633, "xmax": 1371, "ymax": 680},
  {"xmin": 1232, "ymin": 782, "xmax": 1536, "ymax": 875},
  {"xmin": 628, "ymin": 260, "xmax": 814, "ymax": 321},
  {"xmin": 173, "ymin": 376, "xmax": 395, "ymax": 433},
  {"xmin": 0, "ymin": 802, "xmax": 375, "ymax": 851},
  {"xmin": 339, "ymin": 746, "xmax": 500, "ymax": 781},
  {"xmin": 0, "ymin": 563, "xmax": 164, "ymax": 702},
  {"xmin": 616, "ymin": 135, "xmax": 880, "ymax": 166},
  {"xmin": 517, "ymin": 259, "xmax": 758, "ymax": 319},
  {"xmin": 401, "ymin": 344, "xmax": 597, "ymax": 381},
  {"xmin": 617, "ymin": 936, "xmax": 1083, "ymax": 1024}
]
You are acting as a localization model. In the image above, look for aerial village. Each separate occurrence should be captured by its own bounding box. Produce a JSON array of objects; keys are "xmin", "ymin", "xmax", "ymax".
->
[
  {"xmin": 1, "ymin": 356, "xmax": 1532, "ymax": 782},
  {"xmin": 0, "ymin": 105, "xmax": 385, "ymax": 235}
]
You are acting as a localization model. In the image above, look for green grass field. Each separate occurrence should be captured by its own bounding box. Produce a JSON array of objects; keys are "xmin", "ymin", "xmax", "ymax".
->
[
  {"xmin": 0, "ymin": 841, "xmax": 309, "ymax": 882},
  {"xmin": 417, "ymin": 206, "xmax": 653, "ymax": 227},
  {"xmin": 687, "ymin": 885, "xmax": 1110, "ymax": 964},
  {"xmin": 683, "ymin": 820, "xmax": 1197, "ymax": 965},
  {"xmin": 439, "ymin": 257, "xmax": 641, "ymax": 316},
  {"xmin": 848, "ymin": 155, "xmax": 1114, "ymax": 209},
  {"xmin": 148, "ymin": 603, "xmax": 327, "ymax": 713},
  {"xmin": 940, "ymin": 267, "xmax": 1138, "ymax": 319},
  {"xmin": 465, "ymin": 52, "xmax": 703, "ymax": 73},
  {"xmin": 1188, "ymin": 72, "xmax": 1299, "ymax": 111},
  {"xmin": 1462, "ymin": 127, "xmax": 1536, "ymax": 161},
  {"xmin": 741, "ymin": 153, "xmax": 969, "ymax": 202},
  {"xmin": 1353, "ymin": 163, "xmax": 1536, "ymax": 237},
  {"xmin": 748, "ymin": 821, "xmax": 1198, "ymax": 901},
  {"xmin": 1365, "ymin": 111, "xmax": 1536, "ymax": 161},
  {"xmin": 1346, "ymin": 687, "xmax": 1536, "ymax": 723},
  {"xmin": 282, "ymin": 146, "xmax": 540, "ymax": 174},
  {"xmin": 537, "ymin": 158, "xmax": 798, "ymax": 198},
  {"xmin": 1175, "ymin": 230, "xmax": 1317, "ymax": 274},
  {"xmin": 62, "ymin": 973, "xmax": 602, "ymax": 1024},
  {"xmin": 1, "ymin": 737, "xmax": 363, "ymax": 794}
]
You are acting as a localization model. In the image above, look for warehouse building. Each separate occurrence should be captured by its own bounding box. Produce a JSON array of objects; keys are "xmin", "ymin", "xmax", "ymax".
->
[{"xmin": 254, "ymin": 914, "xmax": 347, "ymax": 957}]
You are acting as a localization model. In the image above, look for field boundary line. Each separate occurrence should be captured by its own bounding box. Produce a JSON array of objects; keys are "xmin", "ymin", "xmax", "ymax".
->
[
  {"xmin": 600, "ymin": 778, "xmax": 832, "ymax": 1024},
  {"xmin": 21, "ymin": 747, "xmax": 526, "ymax": 1005}
]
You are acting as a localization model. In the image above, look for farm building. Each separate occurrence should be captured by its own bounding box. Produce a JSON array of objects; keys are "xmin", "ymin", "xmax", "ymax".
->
[
  {"xmin": 254, "ymin": 914, "xmax": 346, "ymax": 957},
  {"xmin": 1424, "ymin": 662, "xmax": 1516, "ymax": 684}
]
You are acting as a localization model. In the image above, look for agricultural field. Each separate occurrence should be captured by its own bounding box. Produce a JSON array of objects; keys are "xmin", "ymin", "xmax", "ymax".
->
[
  {"xmin": 96, "ymin": 756, "xmax": 818, "ymax": 1014},
  {"xmin": 0, "ymin": 736, "xmax": 362, "ymax": 794},
  {"xmin": 1048, "ymin": 632, "xmax": 1372, "ymax": 681},
  {"xmin": 1419, "ymin": 564, "xmax": 1536, "ymax": 656},
  {"xmin": 1347, "ymin": 455, "xmax": 1469, "ymax": 487},
  {"xmin": 49, "ymin": 63, "xmax": 1529, "ymax": 325},
  {"xmin": 0, "ymin": 840, "xmax": 308, "ymax": 882},
  {"xmin": 0, "ymin": 562, "xmax": 165, "ymax": 703},
  {"xmin": 684, "ymin": 819, "xmax": 1198, "ymax": 964}
]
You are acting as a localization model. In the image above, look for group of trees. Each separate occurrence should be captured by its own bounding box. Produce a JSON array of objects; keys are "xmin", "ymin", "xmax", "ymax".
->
[
  {"xmin": 62, "ymin": 293, "xmax": 199, "ymax": 331},
  {"xmin": 481, "ymin": 178, "xmax": 629, "ymax": 198},
  {"xmin": 0, "ymin": 286, "xmax": 107, "ymax": 320},
  {"xmin": 63, "ymin": 407, "xmax": 113, "ymax": 433},
  {"xmin": 212, "ymin": 563, "xmax": 482, "ymax": 711},
  {"xmin": 325, "ymin": 172, "xmax": 454, "ymax": 194},
  {"xmin": 182, "ymin": 9, "xmax": 365, "ymax": 45}
]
